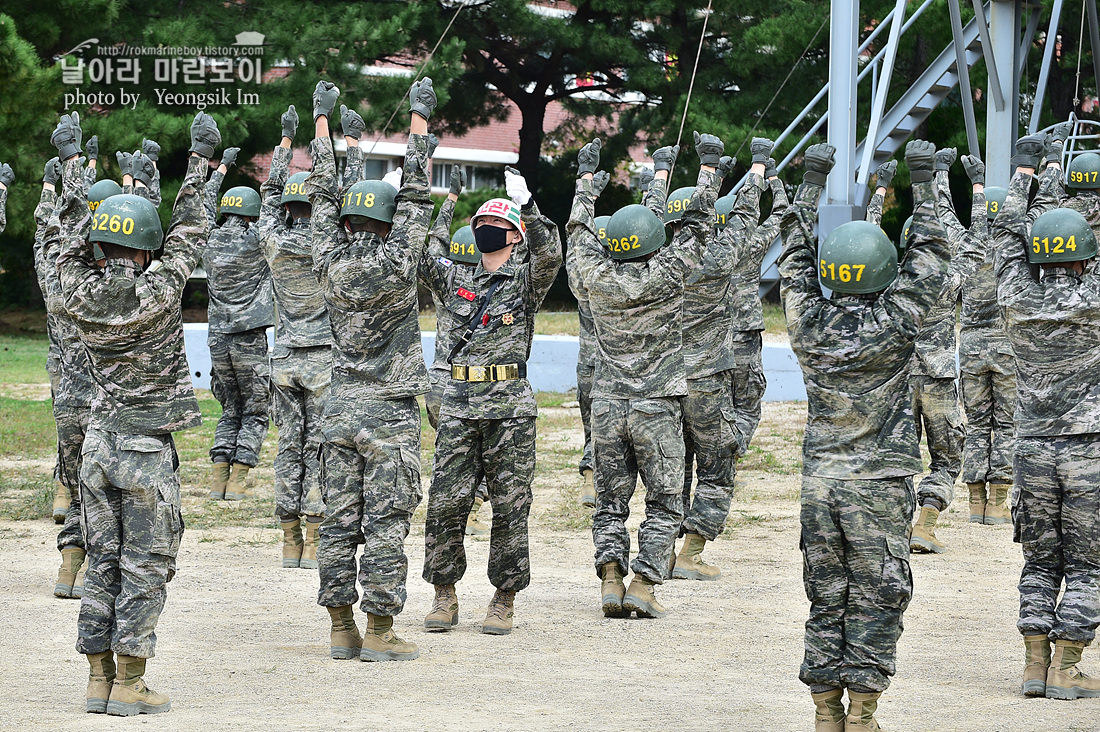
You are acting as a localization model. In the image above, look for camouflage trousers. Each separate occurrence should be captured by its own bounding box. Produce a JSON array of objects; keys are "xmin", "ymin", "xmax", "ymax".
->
[
  {"xmin": 209, "ymin": 327, "xmax": 270, "ymax": 467},
  {"xmin": 54, "ymin": 406, "xmax": 89, "ymax": 551},
  {"xmin": 424, "ymin": 369, "xmax": 487, "ymax": 502},
  {"xmin": 960, "ymin": 356, "xmax": 1016, "ymax": 485},
  {"xmin": 423, "ymin": 415, "xmax": 535, "ymax": 592},
  {"xmin": 272, "ymin": 346, "xmax": 330, "ymax": 520},
  {"xmin": 76, "ymin": 429, "xmax": 183, "ymax": 658},
  {"xmin": 910, "ymin": 374, "xmax": 962, "ymax": 510},
  {"xmin": 591, "ymin": 397, "xmax": 685, "ymax": 583},
  {"xmin": 317, "ymin": 398, "xmax": 422, "ymax": 617},
  {"xmin": 1013, "ymin": 435, "xmax": 1100, "ymax": 642},
  {"xmin": 577, "ymin": 360, "xmax": 594, "ymax": 474},
  {"xmin": 800, "ymin": 475, "xmax": 915, "ymax": 692}
]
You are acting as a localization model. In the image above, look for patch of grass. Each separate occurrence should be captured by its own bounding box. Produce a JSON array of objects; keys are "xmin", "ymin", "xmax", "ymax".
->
[
  {"xmin": 763, "ymin": 302, "xmax": 787, "ymax": 336},
  {"xmin": 0, "ymin": 474, "xmax": 53, "ymax": 521},
  {"xmin": 0, "ymin": 397, "xmax": 58, "ymax": 458},
  {"xmin": 0, "ymin": 335, "xmax": 51, "ymax": 385}
]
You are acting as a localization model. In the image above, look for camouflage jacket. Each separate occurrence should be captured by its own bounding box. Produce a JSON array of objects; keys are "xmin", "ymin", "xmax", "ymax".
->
[
  {"xmin": 780, "ymin": 180, "xmax": 950, "ymax": 478},
  {"xmin": 565, "ymin": 195, "xmax": 597, "ymax": 369},
  {"xmin": 34, "ymin": 187, "xmax": 94, "ymax": 409},
  {"xmin": 732, "ymin": 175, "xmax": 789, "ymax": 341},
  {"xmin": 436, "ymin": 199, "xmax": 561, "ymax": 420},
  {"xmin": 256, "ymin": 145, "xmax": 331, "ymax": 355},
  {"xmin": 202, "ymin": 169, "xmax": 274, "ymax": 334},
  {"xmin": 993, "ymin": 170, "xmax": 1100, "ymax": 437},
  {"xmin": 307, "ymin": 134, "xmax": 431, "ymax": 404},
  {"xmin": 57, "ymin": 155, "xmax": 208, "ymax": 435},
  {"xmin": 571, "ymin": 169, "xmax": 718, "ymax": 399},
  {"xmin": 865, "ymin": 189, "xmax": 884, "ymax": 226},
  {"xmin": 419, "ymin": 197, "xmax": 466, "ymax": 374}
]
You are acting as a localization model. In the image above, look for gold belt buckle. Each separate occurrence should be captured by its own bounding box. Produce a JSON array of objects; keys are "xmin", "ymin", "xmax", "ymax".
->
[
  {"xmin": 451, "ymin": 365, "xmax": 468, "ymax": 381},
  {"xmin": 467, "ymin": 366, "xmax": 490, "ymax": 382},
  {"xmin": 493, "ymin": 363, "xmax": 519, "ymax": 380}
]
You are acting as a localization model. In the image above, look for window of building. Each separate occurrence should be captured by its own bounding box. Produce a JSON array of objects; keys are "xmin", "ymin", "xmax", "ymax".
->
[{"xmin": 432, "ymin": 163, "xmax": 505, "ymax": 191}]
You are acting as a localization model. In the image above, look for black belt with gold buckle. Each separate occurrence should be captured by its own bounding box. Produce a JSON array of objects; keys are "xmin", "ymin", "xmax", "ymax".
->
[{"xmin": 450, "ymin": 363, "xmax": 527, "ymax": 382}]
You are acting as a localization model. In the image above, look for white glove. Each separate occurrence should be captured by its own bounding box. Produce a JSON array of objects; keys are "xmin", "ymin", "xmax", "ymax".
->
[
  {"xmin": 381, "ymin": 167, "xmax": 403, "ymax": 191},
  {"xmin": 505, "ymin": 166, "xmax": 531, "ymax": 206}
]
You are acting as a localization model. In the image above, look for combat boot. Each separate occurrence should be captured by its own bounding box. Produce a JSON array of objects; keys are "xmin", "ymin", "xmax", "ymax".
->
[
  {"xmin": 1045, "ymin": 639, "xmax": 1100, "ymax": 700},
  {"xmin": 482, "ymin": 589, "xmax": 516, "ymax": 635},
  {"xmin": 106, "ymin": 655, "xmax": 170, "ymax": 716},
  {"xmin": 600, "ymin": 562, "xmax": 628, "ymax": 618},
  {"xmin": 52, "ymin": 480, "xmax": 69, "ymax": 524},
  {"xmin": 811, "ymin": 688, "xmax": 845, "ymax": 732},
  {"xmin": 673, "ymin": 533, "xmax": 722, "ymax": 580},
  {"xmin": 465, "ymin": 498, "xmax": 489, "ymax": 536},
  {"xmin": 74, "ymin": 561, "xmax": 87, "ymax": 598},
  {"xmin": 54, "ymin": 546, "xmax": 85, "ymax": 598},
  {"xmin": 360, "ymin": 613, "xmax": 419, "ymax": 661},
  {"xmin": 281, "ymin": 518, "xmax": 303, "ymax": 568},
  {"xmin": 85, "ymin": 651, "xmax": 115, "ymax": 714},
  {"xmin": 909, "ymin": 506, "xmax": 946, "ymax": 554},
  {"xmin": 984, "ymin": 482, "xmax": 1012, "ymax": 525},
  {"xmin": 326, "ymin": 605, "xmax": 362, "ymax": 659},
  {"xmin": 580, "ymin": 468, "xmax": 596, "ymax": 508},
  {"xmin": 208, "ymin": 461, "xmax": 230, "ymax": 500},
  {"xmin": 1022, "ymin": 634, "xmax": 1051, "ymax": 697},
  {"xmin": 300, "ymin": 516, "xmax": 321, "ymax": 569},
  {"xmin": 845, "ymin": 690, "xmax": 884, "ymax": 731},
  {"xmin": 224, "ymin": 463, "xmax": 254, "ymax": 501},
  {"xmin": 967, "ymin": 482, "xmax": 987, "ymax": 523},
  {"xmin": 425, "ymin": 584, "xmax": 459, "ymax": 630},
  {"xmin": 623, "ymin": 576, "xmax": 667, "ymax": 619}
]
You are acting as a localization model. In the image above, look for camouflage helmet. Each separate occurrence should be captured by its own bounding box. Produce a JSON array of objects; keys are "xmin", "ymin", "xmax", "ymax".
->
[
  {"xmin": 448, "ymin": 224, "xmax": 479, "ymax": 264},
  {"xmin": 1028, "ymin": 207, "xmax": 1099, "ymax": 264},
  {"xmin": 898, "ymin": 215, "xmax": 914, "ymax": 255},
  {"xmin": 219, "ymin": 186, "xmax": 261, "ymax": 218},
  {"xmin": 594, "ymin": 215, "xmax": 611, "ymax": 247},
  {"xmin": 88, "ymin": 179, "xmax": 123, "ymax": 213},
  {"xmin": 88, "ymin": 193, "xmax": 164, "ymax": 252},
  {"xmin": 340, "ymin": 179, "xmax": 397, "ymax": 224},
  {"xmin": 1067, "ymin": 151, "xmax": 1100, "ymax": 189},
  {"xmin": 607, "ymin": 204, "xmax": 666, "ymax": 259},
  {"xmin": 714, "ymin": 192, "xmax": 735, "ymax": 231},
  {"xmin": 984, "ymin": 186, "xmax": 1007, "ymax": 219},
  {"xmin": 664, "ymin": 186, "xmax": 694, "ymax": 224},
  {"xmin": 281, "ymin": 171, "xmax": 310, "ymax": 205},
  {"xmin": 818, "ymin": 220, "xmax": 898, "ymax": 295}
]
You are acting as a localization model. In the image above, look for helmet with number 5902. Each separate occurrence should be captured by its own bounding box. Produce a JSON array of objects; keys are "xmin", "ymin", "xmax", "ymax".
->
[
  {"xmin": 219, "ymin": 186, "xmax": 261, "ymax": 217},
  {"xmin": 663, "ymin": 186, "xmax": 694, "ymax": 225},
  {"xmin": 818, "ymin": 220, "xmax": 898, "ymax": 294},
  {"xmin": 88, "ymin": 194, "xmax": 164, "ymax": 251},
  {"xmin": 1028, "ymin": 208, "xmax": 1098, "ymax": 264},
  {"xmin": 606, "ymin": 204, "xmax": 665, "ymax": 259}
]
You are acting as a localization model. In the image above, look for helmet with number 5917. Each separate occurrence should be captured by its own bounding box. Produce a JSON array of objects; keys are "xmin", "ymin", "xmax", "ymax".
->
[
  {"xmin": 1028, "ymin": 207, "xmax": 1098, "ymax": 264},
  {"xmin": 88, "ymin": 194, "xmax": 164, "ymax": 251},
  {"xmin": 818, "ymin": 220, "xmax": 898, "ymax": 294},
  {"xmin": 1068, "ymin": 152, "xmax": 1100, "ymax": 189},
  {"xmin": 606, "ymin": 204, "xmax": 665, "ymax": 259}
]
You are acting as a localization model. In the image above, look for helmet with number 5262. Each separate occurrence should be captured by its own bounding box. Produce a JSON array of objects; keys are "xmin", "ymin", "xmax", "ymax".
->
[
  {"xmin": 606, "ymin": 204, "xmax": 665, "ymax": 259},
  {"xmin": 1028, "ymin": 208, "xmax": 1098, "ymax": 264},
  {"xmin": 340, "ymin": 179, "xmax": 397, "ymax": 224},
  {"xmin": 818, "ymin": 220, "xmax": 898, "ymax": 294},
  {"xmin": 1067, "ymin": 152, "xmax": 1100, "ymax": 190},
  {"xmin": 88, "ymin": 194, "xmax": 164, "ymax": 251}
]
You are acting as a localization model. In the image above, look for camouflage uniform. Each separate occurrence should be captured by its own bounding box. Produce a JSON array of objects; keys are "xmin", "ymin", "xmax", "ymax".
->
[
  {"xmin": 202, "ymin": 169, "xmax": 273, "ymax": 469},
  {"xmin": 33, "ymin": 187, "xmax": 94, "ymax": 552},
  {"xmin": 994, "ymin": 170, "xmax": 1100, "ymax": 644},
  {"xmin": 564, "ymin": 206, "xmax": 598, "ymax": 477},
  {"xmin": 571, "ymin": 170, "xmax": 717, "ymax": 583},
  {"xmin": 421, "ymin": 199, "xmax": 561, "ymax": 593},
  {"xmin": 57, "ymin": 155, "xmax": 208, "ymax": 658},
  {"xmin": 308, "ymin": 134, "xmax": 431, "ymax": 617},
  {"xmin": 256, "ymin": 145, "xmax": 331, "ymax": 520},
  {"xmin": 781, "ymin": 178, "xmax": 949, "ymax": 692}
]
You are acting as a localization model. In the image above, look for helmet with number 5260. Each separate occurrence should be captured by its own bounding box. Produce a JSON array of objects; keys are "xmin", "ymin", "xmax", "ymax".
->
[
  {"xmin": 818, "ymin": 220, "xmax": 898, "ymax": 294},
  {"xmin": 1067, "ymin": 152, "xmax": 1100, "ymax": 190},
  {"xmin": 340, "ymin": 179, "xmax": 397, "ymax": 224},
  {"xmin": 606, "ymin": 204, "xmax": 665, "ymax": 259},
  {"xmin": 88, "ymin": 194, "xmax": 164, "ymax": 251},
  {"xmin": 1028, "ymin": 208, "xmax": 1098, "ymax": 264}
]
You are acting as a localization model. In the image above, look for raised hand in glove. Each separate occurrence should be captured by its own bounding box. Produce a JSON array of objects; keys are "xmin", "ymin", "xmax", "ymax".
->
[
  {"xmin": 874, "ymin": 160, "xmax": 897, "ymax": 189},
  {"xmin": 142, "ymin": 138, "xmax": 160, "ymax": 162},
  {"xmin": 340, "ymin": 104, "xmax": 364, "ymax": 140},
  {"xmin": 694, "ymin": 131, "xmax": 724, "ymax": 168},
  {"xmin": 577, "ymin": 138, "xmax": 601, "ymax": 176},
  {"xmin": 449, "ymin": 166, "xmax": 465, "ymax": 196},
  {"xmin": 409, "ymin": 76, "xmax": 437, "ymax": 120},
  {"xmin": 381, "ymin": 167, "xmax": 403, "ymax": 191},
  {"xmin": 43, "ymin": 157, "xmax": 62, "ymax": 185},
  {"xmin": 220, "ymin": 147, "xmax": 240, "ymax": 169},
  {"xmin": 51, "ymin": 112, "xmax": 83, "ymax": 160},
  {"xmin": 505, "ymin": 166, "xmax": 531, "ymax": 206},
  {"xmin": 1010, "ymin": 134, "xmax": 1045, "ymax": 170},
  {"xmin": 281, "ymin": 104, "xmax": 299, "ymax": 140},
  {"xmin": 312, "ymin": 80, "xmax": 339, "ymax": 120},
  {"xmin": 803, "ymin": 143, "xmax": 837, "ymax": 186},
  {"xmin": 592, "ymin": 170, "xmax": 611, "ymax": 197},
  {"xmin": 639, "ymin": 167, "xmax": 655, "ymax": 191},
  {"xmin": 765, "ymin": 157, "xmax": 779, "ymax": 179},
  {"xmin": 904, "ymin": 140, "xmax": 936, "ymax": 183},
  {"xmin": 116, "ymin": 151, "xmax": 134, "ymax": 177},
  {"xmin": 961, "ymin": 154, "xmax": 985, "ymax": 185},
  {"xmin": 132, "ymin": 152, "xmax": 156, "ymax": 187},
  {"xmin": 934, "ymin": 147, "xmax": 957, "ymax": 172},
  {"xmin": 652, "ymin": 145, "xmax": 679, "ymax": 173},
  {"xmin": 1052, "ymin": 121, "xmax": 1073, "ymax": 142},
  {"xmin": 427, "ymin": 134, "xmax": 439, "ymax": 158},
  {"xmin": 750, "ymin": 137, "xmax": 774, "ymax": 165},
  {"xmin": 189, "ymin": 111, "xmax": 221, "ymax": 158},
  {"xmin": 86, "ymin": 135, "xmax": 99, "ymax": 161}
]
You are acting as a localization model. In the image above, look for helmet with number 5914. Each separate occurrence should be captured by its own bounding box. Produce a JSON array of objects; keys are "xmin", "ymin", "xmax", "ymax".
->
[
  {"xmin": 818, "ymin": 220, "xmax": 898, "ymax": 294},
  {"xmin": 88, "ymin": 194, "xmax": 164, "ymax": 251},
  {"xmin": 340, "ymin": 179, "xmax": 397, "ymax": 224},
  {"xmin": 1028, "ymin": 207, "xmax": 1098, "ymax": 264},
  {"xmin": 606, "ymin": 204, "xmax": 665, "ymax": 259},
  {"xmin": 448, "ymin": 224, "xmax": 479, "ymax": 264},
  {"xmin": 1068, "ymin": 152, "xmax": 1100, "ymax": 189}
]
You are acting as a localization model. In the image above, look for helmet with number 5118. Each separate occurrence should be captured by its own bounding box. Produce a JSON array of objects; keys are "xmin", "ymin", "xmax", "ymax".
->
[
  {"xmin": 340, "ymin": 179, "xmax": 397, "ymax": 224},
  {"xmin": 818, "ymin": 220, "xmax": 898, "ymax": 294},
  {"xmin": 88, "ymin": 194, "xmax": 164, "ymax": 251},
  {"xmin": 1028, "ymin": 208, "xmax": 1098, "ymax": 264},
  {"xmin": 606, "ymin": 204, "xmax": 665, "ymax": 259}
]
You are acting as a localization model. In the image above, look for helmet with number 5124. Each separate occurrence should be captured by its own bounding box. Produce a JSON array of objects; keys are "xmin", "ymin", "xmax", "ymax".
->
[
  {"xmin": 88, "ymin": 194, "xmax": 164, "ymax": 251},
  {"xmin": 1028, "ymin": 208, "xmax": 1098, "ymax": 264},
  {"xmin": 818, "ymin": 220, "xmax": 898, "ymax": 294},
  {"xmin": 606, "ymin": 204, "xmax": 665, "ymax": 259}
]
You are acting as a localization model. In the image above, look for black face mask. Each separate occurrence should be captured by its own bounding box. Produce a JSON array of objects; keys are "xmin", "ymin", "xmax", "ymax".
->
[{"xmin": 474, "ymin": 225, "xmax": 510, "ymax": 253}]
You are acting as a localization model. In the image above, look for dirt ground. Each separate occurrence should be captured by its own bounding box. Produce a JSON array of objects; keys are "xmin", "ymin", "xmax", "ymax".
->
[{"xmin": 1, "ymin": 401, "xmax": 1098, "ymax": 731}]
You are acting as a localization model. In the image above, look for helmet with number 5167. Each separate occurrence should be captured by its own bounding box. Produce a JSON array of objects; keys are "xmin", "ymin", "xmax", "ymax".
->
[
  {"xmin": 606, "ymin": 204, "xmax": 665, "ymax": 259},
  {"xmin": 88, "ymin": 194, "xmax": 164, "ymax": 251},
  {"xmin": 818, "ymin": 220, "xmax": 897, "ymax": 294},
  {"xmin": 1028, "ymin": 208, "xmax": 1098, "ymax": 264}
]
